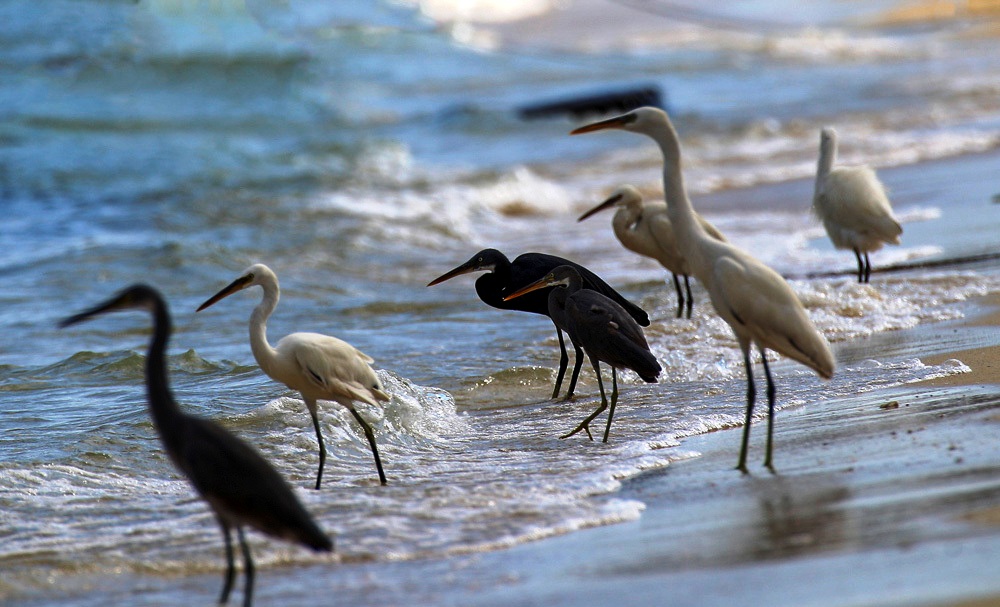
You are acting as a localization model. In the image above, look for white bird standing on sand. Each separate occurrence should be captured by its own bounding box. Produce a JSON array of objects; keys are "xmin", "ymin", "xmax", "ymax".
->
[
  {"xmin": 578, "ymin": 184, "xmax": 727, "ymax": 318},
  {"xmin": 198, "ymin": 263, "xmax": 390, "ymax": 489},
  {"xmin": 572, "ymin": 107, "xmax": 835, "ymax": 472},
  {"xmin": 813, "ymin": 127, "xmax": 902, "ymax": 283}
]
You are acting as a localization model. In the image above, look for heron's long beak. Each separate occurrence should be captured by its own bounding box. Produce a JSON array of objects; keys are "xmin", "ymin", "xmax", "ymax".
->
[
  {"xmin": 570, "ymin": 114, "xmax": 632, "ymax": 135},
  {"xmin": 502, "ymin": 276, "xmax": 554, "ymax": 302},
  {"xmin": 427, "ymin": 255, "xmax": 495, "ymax": 287},
  {"xmin": 578, "ymin": 192, "xmax": 623, "ymax": 222},
  {"xmin": 59, "ymin": 292, "xmax": 132, "ymax": 328},
  {"xmin": 427, "ymin": 263, "xmax": 474, "ymax": 287},
  {"xmin": 197, "ymin": 274, "xmax": 253, "ymax": 311}
]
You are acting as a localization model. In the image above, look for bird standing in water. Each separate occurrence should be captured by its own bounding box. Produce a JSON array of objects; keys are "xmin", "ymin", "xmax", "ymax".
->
[
  {"xmin": 579, "ymin": 184, "xmax": 727, "ymax": 318},
  {"xmin": 428, "ymin": 248, "xmax": 649, "ymax": 400},
  {"xmin": 505, "ymin": 265, "xmax": 661, "ymax": 442},
  {"xmin": 60, "ymin": 285, "xmax": 332, "ymax": 607},
  {"xmin": 198, "ymin": 263, "xmax": 390, "ymax": 489},
  {"xmin": 813, "ymin": 126, "xmax": 902, "ymax": 283},
  {"xmin": 572, "ymin": 107, "xmax": 834, "ymax": 472}
]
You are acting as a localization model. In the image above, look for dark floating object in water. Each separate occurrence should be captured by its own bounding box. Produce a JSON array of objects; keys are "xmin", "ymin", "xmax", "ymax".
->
[{"xmin": 517, "ymin": 85, "xmax": 664, "ymax": 120}]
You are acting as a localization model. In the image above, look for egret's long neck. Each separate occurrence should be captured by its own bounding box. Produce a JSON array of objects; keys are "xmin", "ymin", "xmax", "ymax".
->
[
  {"xmin": 816, "ymin": 136, "xmax": 836, "ymax": 197},
  {"xmin": 249, "ymin": 279, "xmax": 280, "ymax": 375},
  {"xmin": 145, "ymin": 299, "xmax": 184, "ymax": 446},
  {"xmin": 653, "ymin": 118, "xmax": 699, "ymax": 236}
]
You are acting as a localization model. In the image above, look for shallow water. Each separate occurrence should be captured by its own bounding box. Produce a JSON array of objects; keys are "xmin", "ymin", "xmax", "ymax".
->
[{"xmin": 3, "ymin": 0, "xmax": 1000, "ymax": 603}]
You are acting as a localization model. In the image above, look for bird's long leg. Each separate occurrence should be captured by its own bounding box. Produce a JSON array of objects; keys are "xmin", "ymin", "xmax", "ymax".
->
[
  {"xmin": 671, "ymin": 273, "xmax": 684, "ymax": 318},
  {"xmin": 306, "ymin": 399, "xmax": 327, "ymax": 490},
  {"xmin": 237, "ymin": 526, "xmax": 255, "ymax": 607},
  {"xmin": 564, "ymin": 341, "xmax": 585, "ymax": 400},
  {"xmin": 853, "ymin": 248, "xmax": 864, "ymax": 283},
  {"xmin": 863, "ymin": 252, "xmax": 872, "ymax": 283},
  {"xmin": 683, "ymin": 274, "xmax": 694, "ymax": 319},
  {"xmin": 737, "ymin": 345, "xmax": 756, "ymax": 474},
  {"xmin": 218, "ymin": 519, "xmax": 236, "ymax": 605},
  {"xmin": 552, "ymin": 325, "xmax": 569, "ymax": 399},
  {"xmin": 561, "ymin": 357, "xmax": 607, "ymax": 441},
  {"xmin": 350, "ymin": 408, "xmax": 388, "ymax": 486},
  {"xmin": 602, "ymin": 367, "xmax": 619, "ymax": 443},
  {"xmin": 760, "ymin": 348, "xmax": 778, "ymax": 472}
]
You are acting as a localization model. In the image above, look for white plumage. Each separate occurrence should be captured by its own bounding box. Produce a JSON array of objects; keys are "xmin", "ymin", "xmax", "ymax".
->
[
  {"xmin": 813, "ymin": 127, "xmax": 902, "ymax": 283},
  {"xmin": 579, "ymin": 184, "xmax": 727, "ymax": 318},
  {"xmin": 198, "ymin": 263, "xmax": 390, "ymax": 489},
  {"xmin": 572, "ymin": 107, "xmax": 835, "ymax": 472}
]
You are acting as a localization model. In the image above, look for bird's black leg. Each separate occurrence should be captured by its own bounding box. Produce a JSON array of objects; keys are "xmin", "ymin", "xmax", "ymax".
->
[
  {"xmin": 683, "ymin": 274, "xmax": 694, "ymax": 319},
  {"xmin": 552, "ymin": 326, "xmax": 569, "ymax": 399},
  {"xmin": 671, "ymin": 273, "xmax": 684, "ymax": 318},
  {"xmin": 237, "ymin": 526, "xmax": 255, "ymax": 607},
  {"xmin": 561, "ymin": 358, "xmax": 607, "ymax": 441},
  {"xmin": 853, "ymin": 249, "xmax": 864, "ymax": 283},
  {"xmin": 602, "ymin": 367, "xmax": 619, "ymax": 443},
  {"xmin": 863, "ymin": 252, "xmax": 872, "ymax": 284},
  {"xmin": 737, "ymin": 347, "xmax": 756, "ymax": 474},
  {"xmin": 760, "ymin": 348, "xmax": 777, "ymax": 472},
  {"xmin": 219, "ymin": 519, "xmax": 236, "ymax": 605},
  {"xmin": 308, "ymin": 403, "xmax": 327, "ymax": 490},
  {"xmin": 564, "ymin": 342, "xmax": 585, "ymax": 400},
  {"xmin": 350, "ymin": 408, "xmax": 388, "ymax": 486}
]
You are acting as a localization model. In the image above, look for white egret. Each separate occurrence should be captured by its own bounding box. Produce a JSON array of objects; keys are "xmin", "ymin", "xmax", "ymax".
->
[
  {"xmin": 579, "ymin": 184, "xmax": 727, "ymax": 318},
  {"xmin": 814, "ymin": 127, "xmax": 902, "ymax": 283},
  {"xmin": 572, "ymin": 107, "xmax": 835, "ymax": 472},
  {"xmin": 197, "ymin": 264, "xmax": 390, "ymax": 488},
  {"xmin": 505, "ymin": 265, "xmax": 661, "ymax": 443},
  {"xmin": 61, "ymin": 285, "xmax": 333, "ymax": 606}
]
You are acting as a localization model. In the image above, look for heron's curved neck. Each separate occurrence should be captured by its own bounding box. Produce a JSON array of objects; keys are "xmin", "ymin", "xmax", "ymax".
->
[
  {"xmin": 249, "ymin": 280, "xmax": 280, "ymax": 374},
  {"xmin": 145, "ymin": 299, "xmax": 183, "ymax": 440},
  {"xmin": 816, "ymin": 136, "xmax": 836, "ymax": 195},
  {"xmin": 613, "ymin": 206, "xmax": 641, "ymax": 234}
]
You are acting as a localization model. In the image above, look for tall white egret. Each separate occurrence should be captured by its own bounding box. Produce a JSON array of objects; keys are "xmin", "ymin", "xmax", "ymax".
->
[
  {"xmin": 61, "ymin": 285, "xmax": 333, "ymax": 606},
  {"xmin": 197, "ymin": 264, "xmax": 390, "ymax": 488},
  {"xmin": 814, "ymin": 127, "xmax": 902, "ymax": 283},
  {"xmin": 579, "ymin": 184, "xmax": 727, "ymax": 318},
  {"xmin": 572, "ymin": 107, "xmax": 835, "ymax": 472},
  {"xmin": 505, "ymin": 265, "xmax": 661, "ymax": 443}
]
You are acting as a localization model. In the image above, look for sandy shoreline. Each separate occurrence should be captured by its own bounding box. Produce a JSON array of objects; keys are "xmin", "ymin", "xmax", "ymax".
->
[{"xmin": 15, "ymin": 146, "xmax": 1000, "ymax": 607}]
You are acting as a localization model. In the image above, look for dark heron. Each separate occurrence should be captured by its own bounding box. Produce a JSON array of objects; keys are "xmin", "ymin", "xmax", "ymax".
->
[
  {"xmin": 579, "ymin": 184, "xmax": 727, "ymax": 319},
  {"xmin": 813, "ymin": 126, "xmax": 903, "ymax": 283},
  {"xmin": 504, "ymin": 265, "xmax": 661, "ymax": 442},
  {"xmin": 427, "ymin": 248, "xmax": 649, "ymax": 400},
  {"xmin": 197, "ymin": 263, "xmax": 390, "ymax": 489},
  {"xmin": 60, "ymin": 285, "xmax": 333, "ymax": 607},
  {"xmin": 572, "ymin": 106, "xmax": 835, "ymax": 472}
]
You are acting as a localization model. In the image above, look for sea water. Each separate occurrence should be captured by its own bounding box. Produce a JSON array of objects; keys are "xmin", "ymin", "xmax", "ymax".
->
[{"xmin": 2, "ymin": 0, "xmax": 1000, "ymax": 603}]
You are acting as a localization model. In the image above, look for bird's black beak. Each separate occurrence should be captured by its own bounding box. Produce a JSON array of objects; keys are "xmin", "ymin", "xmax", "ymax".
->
[
  {"xmin": 197, "ymin": 274, "xmax": 253, "ymax": 312},
  {"xmin": 427, "ymin": 255, "xmax": 492, "ymax": 287},
  {"xmin": 59, "ymin": 291, "xmax": 134, "ymax": 328},
  {"xmin": 578, "ymin": 192, "xmax": 623, "ymax": 222}
]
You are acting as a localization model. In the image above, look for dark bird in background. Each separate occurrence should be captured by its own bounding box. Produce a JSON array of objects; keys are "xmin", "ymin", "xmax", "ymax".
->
[
  {"xmin": 505, "ymin": 265, "xmax": 661, "ymax": 442},
  {"xmin": 428, "ymin": 248, "xmax": 649, "ymax": 400},
  {"xmin": 60, "ymin": 285, "xmax": 333, "ymax": 607}
]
